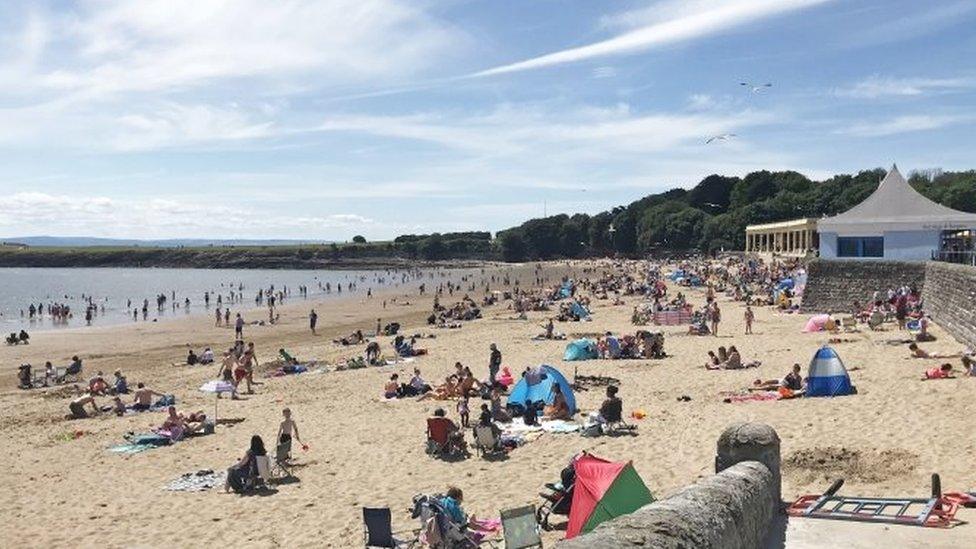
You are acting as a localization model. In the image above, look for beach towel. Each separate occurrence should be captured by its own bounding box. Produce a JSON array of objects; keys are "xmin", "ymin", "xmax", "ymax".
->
[
  {"xmin": 165, "ymin": 470, "xmax": 225, "ymax": 492},
  {"xmin": 722, "ymin": 392, "xmax": 782, "ymax": 403},
  {"xmin": 110, "ymin": 432, "xmax": 172, "ymax": 454}
]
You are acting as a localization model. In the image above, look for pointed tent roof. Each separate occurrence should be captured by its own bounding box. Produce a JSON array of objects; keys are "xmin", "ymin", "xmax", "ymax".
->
[
  {"xmin": 566, "ymin": 454, "xmax": 654, "ymax": 539},
  {"xmin": 818, "ymin": 165, "xmax": 976, "ymax": 234}
]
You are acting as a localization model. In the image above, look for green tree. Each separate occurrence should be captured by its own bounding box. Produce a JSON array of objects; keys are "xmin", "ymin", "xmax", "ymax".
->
[{"xmin": 352, "ymin": 235, "xmax": 367, "ymax": 243}]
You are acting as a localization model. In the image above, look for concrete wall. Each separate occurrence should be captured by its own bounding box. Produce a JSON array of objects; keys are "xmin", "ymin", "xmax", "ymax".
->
[
  {"xmin": 819, "ymin": 232, "xmax": 838, "ymax": 259},
  {"xmin": 558, "ymin": 423, "xmax": 781, "ymax": 549},
  {"xmin": 819, "ymin": 230, "xmax": 940, "ymax": 261},
  {"xmin": 884, "ymin": 230, "xmax": 941, "ymax": 260},
  {"xmin": 923, "ymin": 262, "xmax": 976, "ymax": 348},
  {"xmin": 557, "ymin": 462, "xmax": 775, "ymax": 549},
  {"xmin": 801, "ymin": 259, "xmax": 926, "ymax": 313}
]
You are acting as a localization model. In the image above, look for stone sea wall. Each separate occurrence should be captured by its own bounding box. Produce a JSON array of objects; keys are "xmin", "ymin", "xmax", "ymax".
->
[
  {"xmin": 923, "ymin": 262, "xmax": 976, "ymax": 348},
  {"xmin": 800, "ymin": 259, "xmax": 976, "ymax": 348},
  {"xmin": 801, "ymin": 259, "xmax": 927, "ymax": 314}
]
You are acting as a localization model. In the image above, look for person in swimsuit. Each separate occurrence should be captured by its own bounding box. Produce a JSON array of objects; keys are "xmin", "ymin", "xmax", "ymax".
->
[
  {"xmin": 923, "ymin": 363, "xmax": 955, "ymax": 380},
  {"xmin": 277, "ymin": 408, "xmax": 303, "ymax": 457},
  {"xmin": 68, "ymin": 394, "xmax": 99, "ymax": 419},
  {"xmin": 132, "ymin": 383, "xmax": 165, "ymax": 411}
]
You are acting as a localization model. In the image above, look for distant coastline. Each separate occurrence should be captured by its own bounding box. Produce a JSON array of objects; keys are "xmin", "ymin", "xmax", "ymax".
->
[{"xmin": 0, "ymin": 245, "xmax": 496, "ymax": 270}]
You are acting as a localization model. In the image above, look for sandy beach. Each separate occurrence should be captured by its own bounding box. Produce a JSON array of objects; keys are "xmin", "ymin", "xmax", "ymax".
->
[{"xmin": 2, "ymin": 260, "xmax": 974, "ymax": 548}]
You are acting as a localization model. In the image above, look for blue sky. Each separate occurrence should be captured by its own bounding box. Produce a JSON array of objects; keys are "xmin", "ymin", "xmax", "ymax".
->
[{"xmin": 0, "ymin": 0, "xmax": 974, "ymax": 240}]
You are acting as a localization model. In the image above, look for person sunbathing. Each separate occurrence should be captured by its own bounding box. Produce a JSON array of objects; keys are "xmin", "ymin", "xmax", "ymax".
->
[
  {"xmin": 458, "ymin": 367, "xmax": 481, "ymax": 396},
  {"xmin": 923, "ymin": 363, "xmax": 955, "ymax": 380},
  {"xmin": 753, "ymin": 364, "xmax": 804, "ymax": 391},
  {"xmin": 543, "ymin": 384, "xmax": 572, "ymax": 420},
  {"xmin": 160, "ymin": 405, "xmax": 187, "ymax": 439},
  {"xmin": 908, "ymin": 343, "xmax": 960, "ymax": 359},
  {"xmin": 704, "ymin": 351, "xmax": 720, "ymax": 369},
  {"xmin": 419, "ymin": 376, "xmax": 460, "ymax": 401}
]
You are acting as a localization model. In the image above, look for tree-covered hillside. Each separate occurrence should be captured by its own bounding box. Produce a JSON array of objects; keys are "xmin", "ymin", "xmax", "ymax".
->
[{"xmin": 495, "ymin": 168, "xmax": 976, "ymax": 261}]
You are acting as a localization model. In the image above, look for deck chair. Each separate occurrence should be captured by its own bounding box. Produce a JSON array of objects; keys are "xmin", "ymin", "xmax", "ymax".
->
[
  {"xmin": 363, "ymin": 507, "xmax": 418, "ymax": 548},
  {"xmin": 426, "ymin": 418, "xmax": 466, "ymax": 458},
  {"xmin": 841, "ymin": 316, "xmax": 859, "ymax": 332},
  {"xmin": 598, "ymin": 400, "xmax": 636, "ymax": 436},
  {"xmin": 472, "ymin": 425, "xmax": 503, "ymax": 458},
  {"xmin": 867, "ymin": 311, "xmax": 884, "ymax": 330},
  {"xmin": 271, "ymin": 441, "xmax": 293, "ymax": 478},
  {"xmin": 58, "ymin": 363, "xmax": 82, "ymax": 384},
  {"xmin": 255, "ymin": 455, "xmax": 273, "ymax": 484},
  {"xmin": 500, "ymin": 505, "xmax": 542, "ymax": 549}
]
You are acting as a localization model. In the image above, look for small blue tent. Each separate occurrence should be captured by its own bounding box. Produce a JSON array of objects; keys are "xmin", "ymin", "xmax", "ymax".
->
[
  {"xmin": 571, "ymin": 301, "xmax": 591, "ymax": 319},
  {"xmin": 559, "ymin": 281, "xmax": 574, "ymax": 299},
  {"xmin": 806, "ymin": 346, "xmax": 854, "ymax": 397},
  {"xmin": 563, "ymin": 339, "xmax": 598, "ymax": 361},
  {"xmin": 507, "ymin": 365, "xmax": 577, "ymax": 414}
]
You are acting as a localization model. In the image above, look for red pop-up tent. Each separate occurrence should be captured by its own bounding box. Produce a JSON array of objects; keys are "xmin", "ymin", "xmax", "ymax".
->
[{"xmin": 565, "ymin": 453, "xmax": 655, "ymax": 539}]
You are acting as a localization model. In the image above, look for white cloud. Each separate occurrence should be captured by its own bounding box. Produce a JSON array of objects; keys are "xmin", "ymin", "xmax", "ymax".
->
[
  {"xmin": 839, "ymin": 114, "xmax": 971, "ymax": 137},
  {"xmin": 1, "ymin": 0, "xmax": 462, "ymax": 99},
  {"xmin": 0, "ymin": 192, "xmax": 374, "ymax": 238},
  {"xmin": 471, "ymin": 0, "xmax": 831, "ymax": 77},
  {"xmin": 833, "ymin": 75, "xmax": 976, "ymax": 99},
  {"xmin": 314, "ymin": 103, "xmax": 776, "ymax": 155}
]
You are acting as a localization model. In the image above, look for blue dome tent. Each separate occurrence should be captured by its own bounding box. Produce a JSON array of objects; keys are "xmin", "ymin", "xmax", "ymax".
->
[
  {"xmin": 563, "ymin": 339, "xmax": 598, "ymax": 361},
  {"xmin": 806, "ymin": 346, "xmax": 854, "ymax": 397},
  {"xmin": 507, "ymin": 364, "xmax": 577, "ymax": 414}
]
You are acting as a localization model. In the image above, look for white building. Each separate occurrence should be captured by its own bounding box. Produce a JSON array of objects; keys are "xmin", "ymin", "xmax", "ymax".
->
[{"xmin": 818, "ymin": 165, "xmax": 976, "ymax": 261}]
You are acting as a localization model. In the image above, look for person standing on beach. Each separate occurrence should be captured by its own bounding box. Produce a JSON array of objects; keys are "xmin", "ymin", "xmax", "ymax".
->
[
  {"xmin": 709, "ymin": 302, "xmax": 721, "ymax": 336},
  {"xmin": 488, "ymin": 343, "xmax": 502, "ymax": 385},
  {"xmin": 215, "ymin": 307, "xmax": 222, "ymax": 326},
  {"xmin": 744, "ymin": 306, "xmax": 754, "ymax": 335},
  {"xmin": 309, "ymin": 309, "xmax": 318, "ymax": 334},
  {"xmin": 235, "ymin": 313, "xmax": 244, "ymax": 339}
]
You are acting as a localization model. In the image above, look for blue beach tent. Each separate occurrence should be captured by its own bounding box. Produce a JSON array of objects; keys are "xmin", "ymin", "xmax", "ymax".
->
[
  {"xmin": 806, "ymin": 346, "xmax": 854, "ymax": 397},
  {"xmin": 563, "ymin": 339, "xmax": 598, "ymax": 361},
  {"xmin": 571, "ymin": 301, "xmax": 591, "ymax": 319},
  {"xmin": 508, "ymin": 365, "xmax": 577, "ymax": 414}
]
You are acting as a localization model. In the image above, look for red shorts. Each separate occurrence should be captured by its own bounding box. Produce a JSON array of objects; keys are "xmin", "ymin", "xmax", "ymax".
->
[{"xmin": 234, "ymin": 368, "xmax": 247, "ymax": 382}]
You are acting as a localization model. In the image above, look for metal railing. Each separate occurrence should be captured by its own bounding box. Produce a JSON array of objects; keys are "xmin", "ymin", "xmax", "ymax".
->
[{"xmin": 932, "ymin": 250, "xmax": 976, "ymax": 266}]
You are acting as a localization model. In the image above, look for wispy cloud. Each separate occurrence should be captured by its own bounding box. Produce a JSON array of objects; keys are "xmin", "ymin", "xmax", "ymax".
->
[
  {"xmin": 470, "ymin": 0, "xmax": 831, "ymax": 77},
  {"xmin": 840, "ymin": 114, "xmax": 971, "ymax": 137},
  {"xmin": 0, "ymin": 192, "xmax": 373, "ymax": 239},
  {"xmin": 314, "ymin": 103, "xmax": 777, "ymax": 155},
  {"xmin": 0, "ymin": 0, "xmax": 462, "ymax": 100},
  {"xmin": 834, "ymin": 75, "xmax": 976, "ymax": 99},
  {"xmin": 841, "ymin": 1, "xmax": 976, "ymax": 49}
]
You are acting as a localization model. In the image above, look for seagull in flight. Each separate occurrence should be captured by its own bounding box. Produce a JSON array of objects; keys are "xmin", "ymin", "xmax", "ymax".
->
[
  {"xmin": 705, "ymin": 133, "xmax": 736, "ymax": 144},
  {"xmin": 740, "ymin": 82, "xmax": 772, "ymax": 93}
]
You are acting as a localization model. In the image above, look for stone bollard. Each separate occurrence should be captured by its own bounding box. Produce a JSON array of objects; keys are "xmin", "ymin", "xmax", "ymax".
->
[{"xmin": 716, "ymin": 422, "xmax": 781, "ymax": 508}]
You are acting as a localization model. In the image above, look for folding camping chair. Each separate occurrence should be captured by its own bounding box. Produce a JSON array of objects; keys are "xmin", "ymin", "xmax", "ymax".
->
[
  {"xmin": 363, "ymin": 507, "xmax": 419, "ymax": 548},
  {"xmin": 270, "ymin": 441, "xmax": 294, "ymax": 478},
  {"xmin": 426, "ymin": 418, "xmax": 467, "ymax": 458},
  {"xmin": 472, "ymin": 425, "xmax": 503, "ymax": 458},
  {"xmin": 841, "ymin": 316, "xmax": 859, "ymax": 332},
  {"xmin": 500, "ymin": 505, "xmax": 543, "ymax": 549}
]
